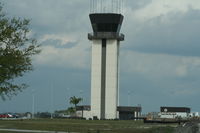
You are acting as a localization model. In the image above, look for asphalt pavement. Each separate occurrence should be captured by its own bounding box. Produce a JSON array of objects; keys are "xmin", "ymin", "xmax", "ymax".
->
[
  {"xmin": 0, "ymin": 128, "xmax": 75, "ymax": 133},
  {"xmin": 174, "ymin": 121, "xmax": 200, "ymax": 133}
]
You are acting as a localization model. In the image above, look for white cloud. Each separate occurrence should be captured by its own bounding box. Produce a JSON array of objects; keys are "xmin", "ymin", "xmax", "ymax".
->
[
  {"xmin": 175, "ymin": 65, "xmax": 187, "ymax": 77},
  {"xmin": 40, "ymin": 34, "xmax": 76, "ymax": 45},
  {"xmin": 34, "ymin": 34, "xmax": 90, "ymax": 69},
  {"xmin": 131, "ymin": 0, "xmax": 200, "ymax": 22},
  {"xmin": 35, "ymin": 45, "xmax": 89, "ymax": 69},
  {"xmin": 122, "ymin": 0, "xmax": 200, "ymax": 58},
  {"xmin": 170, "ymin": 88, "xmax": 200, "ymax": 96},
  {"xmin": 121, "ymin": 50, "xmax": 200, "ymax": 79}
]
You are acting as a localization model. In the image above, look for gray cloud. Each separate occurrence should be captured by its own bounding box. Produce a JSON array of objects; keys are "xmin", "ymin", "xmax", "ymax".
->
[
  {"xmin": 123, "ymin": 8, "xmax": 200, "ymax": 57},
  {"xmin": 4, "ymin": 0, "xmax": 90, "ymax": 35},
  {"xmin": 1, "ymin": 0, "xmax": 200, "ymax": 113},
  {"xmin": 125, "ymin": 0, "xmax": 152, "ymax": 10}
]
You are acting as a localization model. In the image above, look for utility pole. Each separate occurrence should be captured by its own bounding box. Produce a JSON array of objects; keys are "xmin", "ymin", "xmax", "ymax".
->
[{"xmin": 32, "ymin": 89, "xmax": 35, "ymax": 119}]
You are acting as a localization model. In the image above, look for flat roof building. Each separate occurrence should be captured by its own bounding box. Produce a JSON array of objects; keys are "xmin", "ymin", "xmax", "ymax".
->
[
  {"xmin": 76, "ymin": 105, "xmax": 142, "ymax": 120},
  {"xmin": 117, "ymin": 106, "xmax": 142, "ymax": 120},
  {"xmin": 160, "ymin": 107, "xmax": 191, "ymax": 113},
  {"xmin": 159, "ymin": 107, "xmax": 191, "ymax": 119}
]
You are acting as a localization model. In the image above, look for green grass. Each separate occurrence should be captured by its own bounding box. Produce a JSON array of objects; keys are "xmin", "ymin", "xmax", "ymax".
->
[{"xmin": 0, "ymin": 119, "xmax": 176, "ymax": 133}]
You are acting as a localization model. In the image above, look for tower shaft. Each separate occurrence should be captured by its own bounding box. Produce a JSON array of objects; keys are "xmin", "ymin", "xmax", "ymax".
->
[
  {"xmin": 91, "ymin": 39, "xmax": 119, "ymax": 119},
  {"xmin": 89, "ymin": 13, "xmax": 124, "ymax": 119}
]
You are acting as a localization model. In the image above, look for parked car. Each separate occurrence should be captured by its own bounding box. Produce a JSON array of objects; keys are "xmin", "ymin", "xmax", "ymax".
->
[{"xmin": 0, "ymin": 114, "xmax": 9, "ymax": 118}]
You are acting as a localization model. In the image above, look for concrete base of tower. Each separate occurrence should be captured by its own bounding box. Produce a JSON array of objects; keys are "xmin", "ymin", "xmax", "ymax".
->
[{"xmin": 75, "ymin": 106, "xmax": 142, "ymax": 120}]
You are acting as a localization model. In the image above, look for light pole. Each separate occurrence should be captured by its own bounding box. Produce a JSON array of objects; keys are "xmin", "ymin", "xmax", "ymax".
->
[
  {"xmin": 50, "ymin": 84, "xmax": 54, "ymax": 119},
  {"xmin": 67, "ymin": 88, "xmax": 70, "ymax": 107},
  {"xmin": 128, "ymin": 90, "xmax": 131, "ymax": 106},
  {"xmin": 80, "ymin": 89, "xmax": 83, "ymax": 105},
  {"xmin": 31, "ymin": 89, "xmax": 35, "ymax": 119}
]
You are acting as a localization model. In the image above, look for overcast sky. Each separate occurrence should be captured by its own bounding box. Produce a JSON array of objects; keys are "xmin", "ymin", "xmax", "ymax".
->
[{"xmin": 1, "ymin": 0, "xmax": 200, "ymax": 113}]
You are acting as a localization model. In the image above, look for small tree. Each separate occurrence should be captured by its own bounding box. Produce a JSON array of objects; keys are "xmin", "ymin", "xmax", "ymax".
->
[
  {"xmin": 69, "ymin": 96, "xmax": 82, "ymax": 110},
  {"xmin": 67, "ymin": 107, "xmax": 75, "ymax": 114}
]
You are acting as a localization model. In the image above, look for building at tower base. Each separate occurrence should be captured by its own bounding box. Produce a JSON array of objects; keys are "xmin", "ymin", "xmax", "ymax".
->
[{"xmin": 76, "ymin": 105, "xmax": 142, "ymax": 120}]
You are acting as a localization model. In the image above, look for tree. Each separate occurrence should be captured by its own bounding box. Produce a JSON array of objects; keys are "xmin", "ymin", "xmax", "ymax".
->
[
  {"xmin": 69, "ymin": 96, "xmax": 82, "ymax": 109},
  {"xmin": 69, "ymin": 96, "xmax": 83, "ymax": 117},
  {"xmin": 67, "ymin": 107, "xmax": 75, "ymax": 114},
  {"xmin": 0, "ymin": 3, "xmax": 40, "ymax": 100}
]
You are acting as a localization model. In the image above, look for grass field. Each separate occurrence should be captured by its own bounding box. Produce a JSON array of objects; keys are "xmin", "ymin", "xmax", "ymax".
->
[{"xmin": 0, "ymin": 119, "xmax": 177, "ymax": 133}]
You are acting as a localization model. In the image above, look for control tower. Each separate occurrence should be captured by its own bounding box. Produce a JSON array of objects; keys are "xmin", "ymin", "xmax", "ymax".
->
[{"xmin": 88, "ymin": 0, "xmax": 124, "ymax": 119}]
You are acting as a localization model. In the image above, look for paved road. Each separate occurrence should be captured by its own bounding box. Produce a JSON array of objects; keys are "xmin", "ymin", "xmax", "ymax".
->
[
  {"xmin": 174, "ymin": 121, "xmax": 200, "ymax": 133},
  {"xmin": 0, "ymin": 128, "xmax": 75, "ymax": 133}
]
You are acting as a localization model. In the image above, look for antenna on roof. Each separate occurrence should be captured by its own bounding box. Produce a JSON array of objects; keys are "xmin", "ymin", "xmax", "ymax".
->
[
  {"xmin": 119, "ymin": 0, "xmax": 122, "ymax": 13},
  {"xmin": 90, "ymin": 0, "xmax": 94, "ymax": 13},
  {"xmin": 90, "ymin": 0, "xmax": 123, "ymax": 14},
  {"xmin": 90, "ymin": 0, "xmax": 91, "ymax": 13},
  {"xmin": 121, "ymin": 0, "xmax": 124, "ymax": 14},
  {"xmin": 99, "ymin": 0, "xmax": 103, "ymax": 13}
]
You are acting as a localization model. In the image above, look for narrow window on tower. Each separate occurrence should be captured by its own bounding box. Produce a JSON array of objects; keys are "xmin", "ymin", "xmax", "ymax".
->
[{"xmin": 101, "ymin": 39, "xmax": 106, "ymax": 119}]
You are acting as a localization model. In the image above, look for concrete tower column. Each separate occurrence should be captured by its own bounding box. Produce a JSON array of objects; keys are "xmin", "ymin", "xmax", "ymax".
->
[
  {"xmin": 90, "ymin": 40, "xmax": 103, "ymax": 119},
  {"xmin": 105, "ymin": 40, "xmax": 119, "ymax": 119}
]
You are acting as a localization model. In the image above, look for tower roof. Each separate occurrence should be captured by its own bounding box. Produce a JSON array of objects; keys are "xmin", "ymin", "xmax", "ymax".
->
[{"xmin": 89, "ymin": 13, "xmax": 124, "ymax": 33}]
